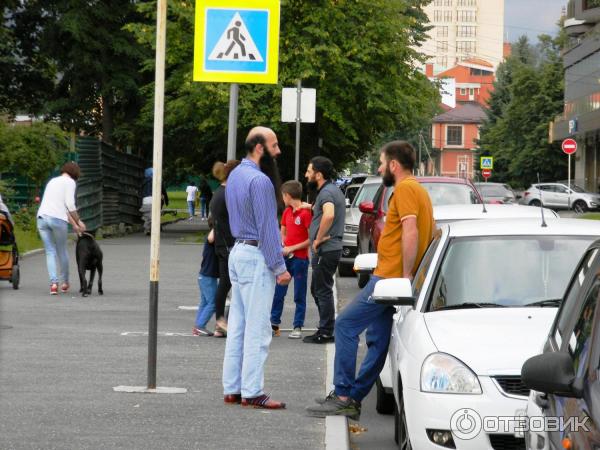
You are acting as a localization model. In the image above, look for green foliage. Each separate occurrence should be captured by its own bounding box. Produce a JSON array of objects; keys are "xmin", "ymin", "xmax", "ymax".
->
[
  {"xmin": 478, "ymin": 35, "xmax": 566, "ymax": 188},
  {"xmin": 12, "ymin": 206, "xmax": 37, "ymax": 232},
  {"xmin": 127, "ymin": 0, "xmax": 439, "ymax": 181},
  {"xmin": 0, "ymin": 121, "xmax": 67, "ymax": 187}
]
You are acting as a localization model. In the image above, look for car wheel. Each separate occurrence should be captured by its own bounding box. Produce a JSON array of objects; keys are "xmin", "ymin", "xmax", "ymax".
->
[
  {"xmin": 395, "ymin": 392, "xmax": 412, "ymax": 450},
  {"xmin": 376, "ymin": 377, "xmax": 395, "ymax": 415},
  {"xmin": 529, "ymin": 199, "xmax": 542, "ymax": 207},
  {"xmin": 11, "ymin": 265, "xmax": 20, "ymax": 290},
  {"xmin": 573, "ymin": 200, "xmax": 588, "ymax": 214},
  {"xmin": 338, "ymin": 262, "xmax": 356, "ymax": 278}
]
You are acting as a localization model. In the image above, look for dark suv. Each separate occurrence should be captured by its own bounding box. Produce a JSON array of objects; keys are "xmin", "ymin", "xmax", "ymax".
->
[{"xmin": 521, "ymin": 239, "xmax": 600, "ymax": 450}]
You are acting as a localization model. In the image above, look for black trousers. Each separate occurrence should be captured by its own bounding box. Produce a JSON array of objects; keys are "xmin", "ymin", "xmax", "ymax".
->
[
  {"xmin": 310, "ymin": 249, "xmax": 342, "ymax": 336},
  {"xmin": 215, "ymin": 246, "xmax": 232, "ymax": 321}
]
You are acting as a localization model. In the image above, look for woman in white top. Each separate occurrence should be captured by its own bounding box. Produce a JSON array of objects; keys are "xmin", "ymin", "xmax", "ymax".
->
[
  {"xmin": 37, "ymin": 162, "xmax": 86, "ymax": 295},
  {"xmin": 185, "ymin": 182, "xmax": 198, "ymax": 220}
]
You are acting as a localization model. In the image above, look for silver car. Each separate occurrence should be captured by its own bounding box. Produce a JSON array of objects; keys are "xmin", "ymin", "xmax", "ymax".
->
[
  {"xmin": 519, "ymin": 182, "xmax": 600, "ymax": 213},
  {"xmin": 339, "ymin": 176, "xmax": 381, "ymax": 276}
]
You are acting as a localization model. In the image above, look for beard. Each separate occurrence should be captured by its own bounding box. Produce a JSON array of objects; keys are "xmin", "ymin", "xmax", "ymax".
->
[
  {"xmin": 259, "ymin": 151, "xmax": 284, "ymax": 212},
  {"xmin": 382, "ymin": 165, "xmax": 395, "ymax": 187},
  {"xmin": 306, "ymin": 180, "xmax": 318, "ymax": 204}
]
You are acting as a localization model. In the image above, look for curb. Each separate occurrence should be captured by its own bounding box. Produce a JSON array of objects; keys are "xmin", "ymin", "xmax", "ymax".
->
[
  {"xmin": 325, "ymin": 276, "xmax": 350, "ymax": 450},
  {"xmin": 21, "ymin": 248, "xmax": 44, "ymax": 259}
]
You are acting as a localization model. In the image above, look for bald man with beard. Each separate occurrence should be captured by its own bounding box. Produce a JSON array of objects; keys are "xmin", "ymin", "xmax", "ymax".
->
[{"xmin": 222, "ymin": 127, "xmax": 292, "ymax": 410}]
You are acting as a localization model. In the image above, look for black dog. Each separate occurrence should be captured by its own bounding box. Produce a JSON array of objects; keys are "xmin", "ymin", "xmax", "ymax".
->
[{"xmin": 76, "ymin": 232, "xmax": 104, "ymax": 297}]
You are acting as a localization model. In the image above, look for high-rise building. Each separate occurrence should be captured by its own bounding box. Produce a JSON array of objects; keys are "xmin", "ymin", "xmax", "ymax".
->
[{"xmin": 421, "ymin": 0, "xmax": 505, "ymax": 74}]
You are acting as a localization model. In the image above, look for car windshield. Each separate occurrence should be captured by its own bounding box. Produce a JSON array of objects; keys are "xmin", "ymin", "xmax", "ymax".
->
[
  {"xmin": 479, "ymin": 185, "xmax": 510, "ymax": 197},
  {"xmin": 384, "ymin": 182, "xmax": 480, "ymax": 211},
  {"xmin": 571, "ymin": 184, "xmax": 585, "ymax": 193},
  {"xmin": 429, "ymin": 235, "xmax": 594, "ymax": 311},
  {"xmin": 352, "ymin": 182, "xmax": 380, "ymax": 208},
  {"xmin": 345, "ymin": 186, "xmax": 359, "ymax": 204}
]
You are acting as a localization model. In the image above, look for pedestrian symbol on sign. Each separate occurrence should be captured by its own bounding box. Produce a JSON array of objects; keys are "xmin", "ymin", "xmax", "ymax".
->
[
  {"xmin": 208, "ymin": 12, "xmax": 264, "ymax": 63},
  {"xmin": 480, "ymin": 157, "xmax": 494, "ymax": 170}
]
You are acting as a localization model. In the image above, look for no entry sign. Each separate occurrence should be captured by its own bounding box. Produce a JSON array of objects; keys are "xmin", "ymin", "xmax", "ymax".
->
[
  {"xmin": 482, "ymin": 169, "xmax": 492, "ymax": 180},
  {"xmin": 562, "ymin": 138, "xmax": 577, "ymax": 155}
]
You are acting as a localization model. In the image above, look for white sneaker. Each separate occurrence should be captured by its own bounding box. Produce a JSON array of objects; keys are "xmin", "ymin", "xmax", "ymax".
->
[{"xmin": 288, "ymin": 327, "xmax": 302, "ymax": 339}]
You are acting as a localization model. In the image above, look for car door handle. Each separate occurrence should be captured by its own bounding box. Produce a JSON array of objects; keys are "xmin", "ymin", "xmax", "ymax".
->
[{"xmin": 534, "ymin": 393, "xmax": 549, "ymax": 410}]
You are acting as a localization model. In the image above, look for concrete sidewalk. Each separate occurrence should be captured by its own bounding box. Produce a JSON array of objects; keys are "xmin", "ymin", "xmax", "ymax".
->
[{"xmin": 0, "ymin": 229, "xmax": 326, "ymax": 449}]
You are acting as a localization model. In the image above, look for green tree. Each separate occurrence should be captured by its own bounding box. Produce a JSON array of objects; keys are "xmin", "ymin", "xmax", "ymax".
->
[
  {"xmin": 128, "ymin": 0, "xmax": 439, "ymax": 182},
  {"xmin": 478, "ymin": 35, "xmax": 566, "ymax": 188}
]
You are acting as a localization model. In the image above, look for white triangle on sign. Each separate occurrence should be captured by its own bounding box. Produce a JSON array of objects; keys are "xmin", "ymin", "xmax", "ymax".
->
[{"xmin": 208, "ymin": 12, "xmax": 264, "ymax": 62}]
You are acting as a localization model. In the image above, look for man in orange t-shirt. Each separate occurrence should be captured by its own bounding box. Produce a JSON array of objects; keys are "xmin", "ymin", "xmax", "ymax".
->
[{"xmin": 307, "ymin": 141, "xmax": 434, "ymax": 421}]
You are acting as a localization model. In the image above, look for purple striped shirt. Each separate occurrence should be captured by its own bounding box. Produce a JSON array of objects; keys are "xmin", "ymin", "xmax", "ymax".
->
[{"xmin": 225, "ymin": 158, "xmax": 286, "ymax": 276}]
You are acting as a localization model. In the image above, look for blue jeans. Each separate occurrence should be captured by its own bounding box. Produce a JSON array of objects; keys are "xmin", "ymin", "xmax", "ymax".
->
[
  {"xmin": 223, "ymin": 243, "xmax": 276, "ymax": 398},
  {"xmin": 187, "ymin": 201, "xmax": 195, "ymax": 218},
  {"xmin": 200, "ymin": 197, "xmax": 207, "ymax": 218},
  {"xmin": 270, "ymin": 256, "xmax": 308, "ymax": 328},
  {"xmin": 333, "ymin": 276, "xmax": 394, "ymax": 402},
  {"xmin": 37, "ymin": 215, "xmax": 69, "ymax": 284},
  {"xmin": 195, "ymin": 275, "xmax": 218, "ymax": 328}
]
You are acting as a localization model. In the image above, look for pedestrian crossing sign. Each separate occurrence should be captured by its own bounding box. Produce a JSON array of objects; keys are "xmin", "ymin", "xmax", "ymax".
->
[
  {"xmin": 193, "ymin": 0, "xmax": 280, "ymax": 84},
  {"xmin": 480, "ymin": 157, "xmax": 494, "ymax": 170}
]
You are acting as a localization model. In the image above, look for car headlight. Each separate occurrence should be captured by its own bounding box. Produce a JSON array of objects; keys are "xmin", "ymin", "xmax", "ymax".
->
[
  {"xmin": 421, "ymin": 353, "xmax": 482, "ymax": 394},
  {"xmin": 344, "ymin": 224, "xmax": 359, "ymax": 233}
]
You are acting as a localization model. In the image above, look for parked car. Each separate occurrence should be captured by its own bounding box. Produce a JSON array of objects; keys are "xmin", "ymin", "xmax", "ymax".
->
[
  {"xmin": 356, "ymin": 177, "xmax": 483, "ymax": 287},
  {"xmin": 344, "ymin": 183, "xmax": 361, "ymax": 208},
  {"xmin": 360, "ymin": 218, "xmax": 600, "ymax": 449},
  {"xmin": 339, "ymin": 173, "xmax": 369, "ymax": 193},
  {"xmin": 339, "ymin": 177, "xmax": 381, "ymax": 277},
  {"xmin": 521, "ymin": 239, "xmax": 600, "ymax": 450},
  {"xmin": 474, "ymin": 182, "xmax": 517, "ymax": 204},
  {"xmin": 519, "ymin": 182, "xmax": 600, "ymax": 213}
]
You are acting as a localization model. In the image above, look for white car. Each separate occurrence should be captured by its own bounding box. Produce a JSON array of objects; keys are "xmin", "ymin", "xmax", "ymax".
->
[{"xmin": 356, "ymin": 218, "xmax": 600, "ymax": 449}]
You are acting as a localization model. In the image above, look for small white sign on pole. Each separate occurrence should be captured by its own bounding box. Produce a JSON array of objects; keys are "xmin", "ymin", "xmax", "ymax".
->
[{"xmin": 282, "ymin": 88, "xmax": 316, "ymax": 123}]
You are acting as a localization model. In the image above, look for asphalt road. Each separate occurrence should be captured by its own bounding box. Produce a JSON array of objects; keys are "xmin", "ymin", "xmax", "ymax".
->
[
  {"xmin": 335, "ymin": 274, "xmax": 396, "ymax": 450},
  {"xmin": 0, "ymin": 222, "xmax": 326, "ymax": 450}
]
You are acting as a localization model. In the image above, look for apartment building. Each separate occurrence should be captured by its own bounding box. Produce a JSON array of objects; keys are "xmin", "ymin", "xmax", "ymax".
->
[
  {"xmin": 551, "ymin": 0, "xmax": 600, "ymax": 192},
  {"xmin": 422, "ymin": 0, "xmax": 505, "ymax": 74}
]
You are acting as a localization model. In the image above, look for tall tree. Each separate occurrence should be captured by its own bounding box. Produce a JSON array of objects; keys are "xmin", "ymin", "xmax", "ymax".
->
[{"xmin": 128, "ymin": 0, "xmax": 439, "ymax": 182}]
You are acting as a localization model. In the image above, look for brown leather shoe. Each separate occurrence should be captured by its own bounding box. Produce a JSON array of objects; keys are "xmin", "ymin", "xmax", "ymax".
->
[
  {"xmin": 242, "ymin": 394, "xmax": 286, "ymax": 409},
  {"xmin": 224, "ymin": 394, "xmax": 242, "ymax": 405}
]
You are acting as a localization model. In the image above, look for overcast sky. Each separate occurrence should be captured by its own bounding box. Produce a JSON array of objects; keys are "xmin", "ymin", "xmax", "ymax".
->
[{"xmin": 505, "ymin": 0, "xmax": 566, "ymax": 42}]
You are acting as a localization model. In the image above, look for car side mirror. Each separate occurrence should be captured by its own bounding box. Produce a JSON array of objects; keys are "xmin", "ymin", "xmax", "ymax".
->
[
  {"xmin": 359, "ymin": 201, "xmax": 375, "ymax": 214},
  {"xmin": 521, "ymin": 352, "xmax": 583, "ymax": 398},
  {"xmin": 372, "ymin": 278, "xmax": 416, "ymax": 307},
  {"xmin": 353, "ymin": 253, "xmax": 378, "ymax": 274}
]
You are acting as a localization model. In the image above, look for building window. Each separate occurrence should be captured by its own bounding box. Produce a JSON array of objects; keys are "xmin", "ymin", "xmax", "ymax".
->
[
  {"xmin": 460, "ymin": 88, "xmax": 466, "ymax": 95},
  {"xmin": 469, "ymin": 88, "xmax": 475, "ymax": 95},
  {"xmin": 437, "ymin": 56, "xmax": 448, "ymax": 67},
  {"xmin": 444, "ymin": 10, "xmax": 453, "ymax": 21},
  {"xmin": 585, "ymin": 0, "xmax": 600, "ymax": 9},
  {"xmin": 434, "ymin": 10, "xmax": 442, "ymax": 21},
  {"xmin": 457, "ymin": 26, "xmax": 477, "ymax": 37},
  {"xmin": 447, "ymin": 126, "xmax": 463, "ymax": 146},
  {"xmin": 457, "ymin": 0, "xmax": 476, "ymax": 5},
  {"xmin": 437, "ymin": 41, "xmax": 448, "ymax": 52},
  {"xmin": 457, "ymin": 10, "xmax": 476, "ymax": 22},
  {"xmin": 457, "ymin": 40, "xmax": 476, "ymax": 54},
  {"xmin": 435, "ymin": 0, "xmax": 453, "ymax": 5},
  {"xmin": 437, "ymin": 26, "xmax": 448, "ymax": 37}
]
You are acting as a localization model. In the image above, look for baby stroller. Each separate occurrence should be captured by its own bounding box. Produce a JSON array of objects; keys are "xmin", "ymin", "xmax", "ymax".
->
[{"xmin": 0, "ymin": 211, "xmax": 19, "ymax": 289}]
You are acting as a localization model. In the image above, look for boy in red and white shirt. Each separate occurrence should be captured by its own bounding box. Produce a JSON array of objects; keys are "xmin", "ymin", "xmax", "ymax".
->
[{"xmin": 271, "ymin": 181, "xmax": 312, "ymax": 339}]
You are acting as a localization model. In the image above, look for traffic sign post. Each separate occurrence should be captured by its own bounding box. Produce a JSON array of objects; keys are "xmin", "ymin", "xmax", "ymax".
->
[
  {"xmin": 480, "ymin": 156, "xmax": 494, "ymax": 170},
  {"xmin": 562, "ymin": 138, "xmax": 577, "ymax": 205},
  {"xmin": 482, "ymin": 169, "xmax": 492, "ymax": 181}
]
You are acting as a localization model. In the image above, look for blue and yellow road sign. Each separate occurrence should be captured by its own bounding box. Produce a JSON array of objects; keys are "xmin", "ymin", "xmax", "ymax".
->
[{"xmin": 480, "ymin": 157, "xmax": 494, "ymax": 170}]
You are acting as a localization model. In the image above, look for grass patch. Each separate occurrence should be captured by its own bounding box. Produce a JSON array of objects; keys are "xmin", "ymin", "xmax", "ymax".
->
[
  {"xmin": 167, "ymin": 191, "xmax": 188, "ymax": 211},
  {"xmin": 161, "ymin": 211, "xmax": 188, "ymax": 224},
  {"xmin": 176, "ymin": 232, "xmax": 208, "ymax": 244},
  {"xmin": 14, "ymin": 226, "xmax": 43, "ymax": 254},
  {"xmin": 580, "ymin": 213, "xmax": 600, "ymax": 220}
]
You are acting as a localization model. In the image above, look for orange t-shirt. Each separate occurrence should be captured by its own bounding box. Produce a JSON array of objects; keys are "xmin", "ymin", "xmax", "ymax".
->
[{"xmin": 373, "ymin": 177, "xmax": 435, "ymax": 279}]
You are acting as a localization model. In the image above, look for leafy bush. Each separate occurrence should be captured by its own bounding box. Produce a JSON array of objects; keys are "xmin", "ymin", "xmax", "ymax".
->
[{"xmin": 12, "ymin": 207, "xmax": 37, "ymax": 232}]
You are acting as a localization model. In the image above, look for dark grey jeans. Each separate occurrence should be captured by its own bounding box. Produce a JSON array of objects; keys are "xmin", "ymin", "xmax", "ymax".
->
[{"xmin": 310, "ymin": 249, "xmax": 342, "ymax": 336}]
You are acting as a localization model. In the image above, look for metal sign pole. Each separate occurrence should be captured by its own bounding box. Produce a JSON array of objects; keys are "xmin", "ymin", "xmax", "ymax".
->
[
  {"xmin": 568, "ymin": 154, "xmax": 572, "ymax": 209},
  {"xmin": 147, "ymin": 0, "xmax": 168, "ymax": 390},
  {"xmin": 227, "ymin": 83, "xmax": 239, "ymax": 161},
  {"xmin": 294, "ymin": 80, "xmax": 302, "ymax": 181}
]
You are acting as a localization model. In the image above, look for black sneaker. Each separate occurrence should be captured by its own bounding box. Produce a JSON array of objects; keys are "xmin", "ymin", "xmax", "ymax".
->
[
  {"xmin": 306, "ymin": 396, "xmax": 361, "ymax": 421},
  {"xmin": 303, "ymin": 331, "xmax": 334, "ymax": 344}
]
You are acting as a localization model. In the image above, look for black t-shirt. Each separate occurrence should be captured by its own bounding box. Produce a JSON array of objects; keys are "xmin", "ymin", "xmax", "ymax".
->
[{"xmin": 210, "ymin": 185, "xmax": 234, "ymax": 249}]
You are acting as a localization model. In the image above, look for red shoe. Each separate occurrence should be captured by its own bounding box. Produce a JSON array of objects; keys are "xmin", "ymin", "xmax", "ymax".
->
[
  {"xmin": 224, "ymin": 394, "xmax": 242, "ymax": 405},
  {"xmin": 242, "ymin": 394, "xmax": 286, "ymax": 409},
  {"xmin": 50, "ymin": 284, "xmax": 58, "ymax": 295},
  {"xmin": 60, "ymin": 283, "xmax": 70, "ymax": 293}
]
